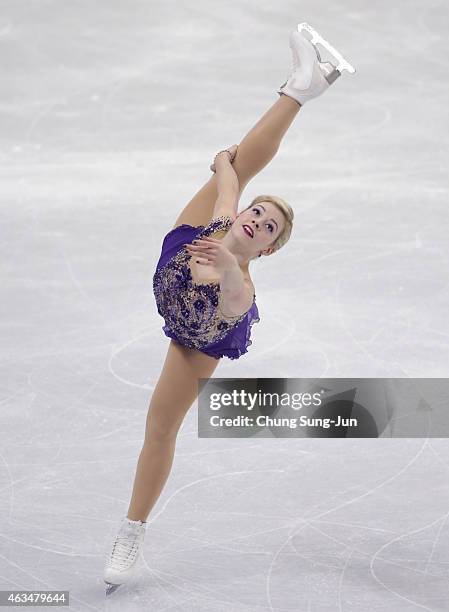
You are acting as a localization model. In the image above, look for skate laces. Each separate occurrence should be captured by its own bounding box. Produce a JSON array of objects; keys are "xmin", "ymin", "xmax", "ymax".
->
[{"xmin": 108, "ymin": 527, "xmax": 142, "ymax": 569}]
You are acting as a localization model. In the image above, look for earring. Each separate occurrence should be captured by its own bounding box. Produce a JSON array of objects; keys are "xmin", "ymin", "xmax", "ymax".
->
[{"xmin": 258, "ymin": 253, "xmax": 262, "ymax": 258}]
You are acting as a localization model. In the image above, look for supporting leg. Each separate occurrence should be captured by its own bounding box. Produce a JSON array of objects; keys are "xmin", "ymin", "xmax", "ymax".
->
[
  {"xmin": 173, "ymin": 94, "xmax": 301, "ymax": 229},
  {"xmin": 126, "ymin": 341, "xmax": 220, "ymax": 522},
  {"xmin": 126, "ymin": 437, "xmax": 176, "ymax": 522}
]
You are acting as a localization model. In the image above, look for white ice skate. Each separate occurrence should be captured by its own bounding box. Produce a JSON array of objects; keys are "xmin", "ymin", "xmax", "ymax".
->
[
  {"xmin": 278, "ymin": 22, "xmax": 356, "ymax": 106},
  {"xmin": 103, "ymin": 517, "xmax": 147, "ymax": 596}
]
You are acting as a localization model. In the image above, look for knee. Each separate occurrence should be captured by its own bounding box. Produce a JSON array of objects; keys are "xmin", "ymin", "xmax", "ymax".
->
[{"xmin": 145, "ymin": 415, "xmax": 184, "ymax": 443}]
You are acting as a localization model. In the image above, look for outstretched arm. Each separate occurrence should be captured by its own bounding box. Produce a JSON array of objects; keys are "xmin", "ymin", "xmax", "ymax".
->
[{"xmin": 212, "ymin": 152, "xmax": 240, "ymax": 220}]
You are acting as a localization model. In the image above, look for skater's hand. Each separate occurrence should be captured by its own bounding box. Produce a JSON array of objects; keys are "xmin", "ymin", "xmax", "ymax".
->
[
  {"xmin": 210, "ymin": 145, "xmax": 238, "ymax": 173},
  {"xmin": 185, "ymin": 236, "xmax": 238, "ymax": 273}
]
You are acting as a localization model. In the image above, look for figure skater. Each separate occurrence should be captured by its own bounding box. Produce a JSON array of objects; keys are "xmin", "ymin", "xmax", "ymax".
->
[{"xmin": 103, "ymin": 23, "xmax": 355, "ymax": 594}]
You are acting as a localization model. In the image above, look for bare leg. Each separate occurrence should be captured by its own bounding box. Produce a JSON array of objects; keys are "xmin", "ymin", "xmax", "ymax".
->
[
  {"xmin": 127, "ymin": 98, "xmax": 301, "ymax": 521},
  {"xmin": 173, "ymin": 94, "xmax": 301, "ymax": 229},
  {"xmin": 126, "ymin": 340, "xmax": 220, "ymax": 522},
  {"xmin": 233, "ymin": 95, "xmax": 301, "ymax": 189}
]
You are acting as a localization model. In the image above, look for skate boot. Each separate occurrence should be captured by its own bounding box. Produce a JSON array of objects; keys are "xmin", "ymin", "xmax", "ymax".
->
[
  {"xmin": 103, "ymin": 517, "xmax": 147, "ymax": 596},
  {"xmin": 278, "ymin": 22, "xmax": 356, "ymax": 106}
]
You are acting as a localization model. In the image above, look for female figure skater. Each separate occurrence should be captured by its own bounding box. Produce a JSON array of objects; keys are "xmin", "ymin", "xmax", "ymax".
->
[{"xmin": 103, "ymin": 23, "xmax": 354, "ymax": 594}]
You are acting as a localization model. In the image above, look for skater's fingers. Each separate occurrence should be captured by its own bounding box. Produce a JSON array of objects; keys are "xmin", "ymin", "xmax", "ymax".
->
[
  {"xmin": 195, "ymin": 257, "xmax": 212, "ymax": 266},
  {"xmin": 186, "ymin": 240, "xmax": 214, "ymax": 248},
  {"xmin": 190, "ymin": 240, "xmax": 219, "ymax": 250},
  {"xmin": 196, "ymin": 237, "xmax": 221, "ymax": 244},
  {"xmin": 186, "ymin": 247, "xmax": 203, "ymax": 257},
  {"xmin": 228, "ymin": 144, "xmax": 238, "ymax": 161},
  {"xmin": 186, "ymin": 244, "xmax": 217, "ymax": 254}
]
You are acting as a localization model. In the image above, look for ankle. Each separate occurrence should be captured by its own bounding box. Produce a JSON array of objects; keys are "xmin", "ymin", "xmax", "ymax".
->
[
  {"xmin": 125, "ymin": 516, "xmax": 146, "ymax": 524},
  {"xmin": 279, "ymin": 92, "xmax": 302, "ymax": 109}
]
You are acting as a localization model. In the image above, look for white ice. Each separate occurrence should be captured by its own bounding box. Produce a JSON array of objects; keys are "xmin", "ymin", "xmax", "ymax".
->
[{"xmin": 1, "ymin": 0, "xmax": 449, "ymax": 609}]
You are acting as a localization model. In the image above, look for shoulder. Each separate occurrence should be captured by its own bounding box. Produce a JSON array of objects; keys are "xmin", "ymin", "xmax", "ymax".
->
[
  {"xmin": 200, "ymin": 214, "xmax": 235, "ymax": 237},
  {"xmin": 213, "ymin": 209, "xmax": 237, "ymax": 224},
  {"xmin": 210, "ymin": 213, "xmax": 236, "ymax": 225}
]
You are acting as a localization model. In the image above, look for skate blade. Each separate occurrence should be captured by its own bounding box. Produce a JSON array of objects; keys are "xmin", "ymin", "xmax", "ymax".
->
[
  {"xmin": 297, "ymin": 22, "xmax": 356, "ymax": 75},
  {"xmin": 105, "ymin": 582, "xmax": 121, "ymax": 596}
]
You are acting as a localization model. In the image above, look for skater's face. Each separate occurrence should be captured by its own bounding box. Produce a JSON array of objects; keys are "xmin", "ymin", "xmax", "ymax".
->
[{"xmin": 235, "ymin": 202, "xmax": 285, "ymax": 258}]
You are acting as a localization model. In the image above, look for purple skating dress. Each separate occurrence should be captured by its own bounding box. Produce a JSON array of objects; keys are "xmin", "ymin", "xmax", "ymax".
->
[{"xmin": 152, "ymin": 215, "xmax": 260, "ymax": 360}]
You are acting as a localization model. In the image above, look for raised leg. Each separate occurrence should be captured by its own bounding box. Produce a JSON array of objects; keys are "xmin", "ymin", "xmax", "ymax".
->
[
  {"xmin": 173, "ymin": 94, "xmax": 301, "ymax": 229},
  {"xmin": 126, "ymin": 340, "xmax": 220, "ymax": 522}
]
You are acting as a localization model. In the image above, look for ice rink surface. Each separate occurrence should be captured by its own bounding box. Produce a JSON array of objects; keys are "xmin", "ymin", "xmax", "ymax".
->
[{"xmin": 1, "ymin": 0, "xmax": 449, "ymax": 609}]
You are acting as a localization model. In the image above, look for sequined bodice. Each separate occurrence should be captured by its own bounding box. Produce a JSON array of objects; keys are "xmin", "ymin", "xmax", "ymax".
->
[{"xmin": 153, "ymin": 216, "xmax": 255, "ymax": 350}]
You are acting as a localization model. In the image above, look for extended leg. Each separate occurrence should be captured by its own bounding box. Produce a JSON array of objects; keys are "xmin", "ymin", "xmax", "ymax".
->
[
  {"xmin": 233, "ymin": 94, "xmax": 301, "ymax": 190},
  {"xmin": 173, "ymin": 94, "xmax": 301, "ymax": 229},
  {"xmin": 126, "ymin": 340, "xmax": 220, "ymax": 522}
]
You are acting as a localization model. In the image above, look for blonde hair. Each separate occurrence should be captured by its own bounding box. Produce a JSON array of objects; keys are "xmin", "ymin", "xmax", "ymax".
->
[{"xmin": 241, "ymin": 195, "xmax": 294, "ymax": 258}]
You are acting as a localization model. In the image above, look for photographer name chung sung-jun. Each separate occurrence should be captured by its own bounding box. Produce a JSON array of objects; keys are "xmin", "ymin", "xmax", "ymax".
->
[{"xmin": 210, "ymin": 415, "xmax": 358, "ymax": 429}]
